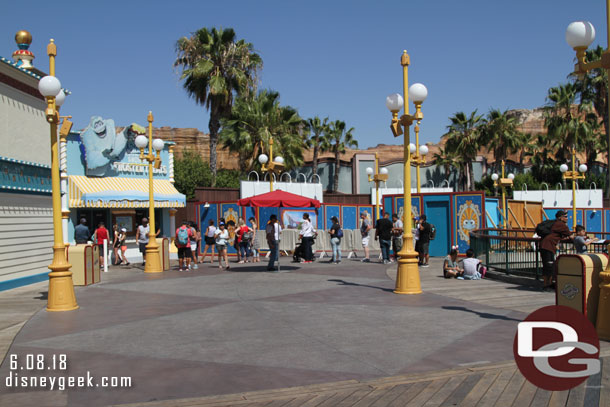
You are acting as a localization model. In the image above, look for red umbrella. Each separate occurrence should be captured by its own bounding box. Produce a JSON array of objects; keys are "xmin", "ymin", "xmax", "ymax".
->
[{"xmin": 238, "ymin": 189, "xmax": 321, "ymax": 208}]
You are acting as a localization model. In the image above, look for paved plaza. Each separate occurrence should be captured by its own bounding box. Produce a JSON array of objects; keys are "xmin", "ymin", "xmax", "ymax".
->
[{"xmin": 0, "ymin": 256, "xmax": 608, "ymax": 406}]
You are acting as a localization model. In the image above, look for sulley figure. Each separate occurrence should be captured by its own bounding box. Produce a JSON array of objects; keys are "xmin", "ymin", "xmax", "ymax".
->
[{"xmin": 80, "ymin": 116, "xmax": 146, "ymax": 176}]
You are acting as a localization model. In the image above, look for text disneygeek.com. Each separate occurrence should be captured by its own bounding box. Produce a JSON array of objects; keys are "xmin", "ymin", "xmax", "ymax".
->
[{"xmin": 4, "ymin": 354, "xmax": 132, "ymax": 391}]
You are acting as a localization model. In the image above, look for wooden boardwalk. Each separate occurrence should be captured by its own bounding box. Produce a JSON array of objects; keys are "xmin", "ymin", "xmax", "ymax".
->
[{"xmin": 116, "ymin": 352, "xmax": 610, "ymax": 407}]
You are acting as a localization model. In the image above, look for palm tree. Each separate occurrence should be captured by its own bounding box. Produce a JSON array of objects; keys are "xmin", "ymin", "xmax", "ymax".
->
[
  {"xmin": 432, "ymin": 145, "xmax": 461, "ymax": 191},
  {"xmin": 322, "ymin": 120, "xmax": 358, "ymax": 192},
  {"xmin": 443, "ymin": 111, "xmax": 484, "ymax": 191},
  {"xmin": 174, "ymin": 27, "xmax": 262, "ymax": 183},
  {"xmin": 219, "ymin": 89, "xmax": 305, "ymax": 172},
  {"xmin": 479, "ymin": 109, "xmax": 522, "ymax": 173},
  {"xmin": 304, "ymin": 116, "xmax": 329, "ymax": 180}
]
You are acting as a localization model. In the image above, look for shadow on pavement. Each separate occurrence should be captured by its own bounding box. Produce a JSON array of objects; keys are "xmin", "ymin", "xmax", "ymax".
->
[
  {"xmin": 327, "ymin": 279, "xmax": 394, "ymax": 293},
  {"xmin": 34, "ymin": 291, "xmax": 48, "ymax": 300},
  {"xmin": 442, "ymin": 305, "xmax": 522, "ymax": 322}
]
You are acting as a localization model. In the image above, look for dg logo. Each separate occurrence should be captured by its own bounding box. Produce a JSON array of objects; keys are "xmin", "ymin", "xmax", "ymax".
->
[{"xmin": 513, "ymin": 305, "xmax": 600, "ymax": 391}]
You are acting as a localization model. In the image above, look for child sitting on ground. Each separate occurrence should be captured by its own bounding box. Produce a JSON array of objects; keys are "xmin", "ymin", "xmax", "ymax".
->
[
  {"xmin": 443, "ymin": 247, "xmax": 463, "ymax": 278},
  {"xmin": 461, "ymin": 248, "xmax": 486, "ymax": 280},
  {"xmin": 574, "ymin": 224, "xmax": 597, "ymax": 254}
]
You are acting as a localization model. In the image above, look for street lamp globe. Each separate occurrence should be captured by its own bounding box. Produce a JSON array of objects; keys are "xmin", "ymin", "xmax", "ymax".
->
[
  {"xmin": 366, "ymin": 167, "xmax": 374, "ymax": 175},
  {"xmin": 566, "ymin": 21, "xmax": 596, "ymax": 49},
  {"xmin": 409, "ymin": 83, "xmax": 428, "ymax": 103},
  {"xmin": 55, "ymin": 89, "xmax": 66, "ymax": 107},
  {"xmin": 491, "ymin": 173, "xmax": 499, "ymax": 181},
  {"xmin": 274, "ymin": 156, "xmax": 284, "ymax": 164},
  {"xmin": 38, "ymin": 76, "xmax": 61, "ymax": 97},
  {"xmin": 152, "ymin": 138, "xmax": 165, "ymax": 151},
  {"xmin": 258, "ymin": 154, "xmax": 268, "ymax": 164},
  {"xmin": 409, "ymin": 143, "xmax": 417, "ymax": 154},
  {"xmin": 508, "ymin": 173, "xmax": 515, "ymax": 180},
  {"xmin": 579, "ymin": 164, "xmax": 588, "ymax": 173},
  {"xmin": 419, "ymin": 145, "xmax": 429, "ymax": 156},
  {"xmin": 560, "ymin": 164, "xmax": 569, "ymax": 173},
  {"xmin": 134, "ymin": 135, "xmax": 148, "ymax": 149},
  {"xmin": 385, "ymin": 93, "xmax": 404, "ymax": 112},
  {"xmin": 380, "ymin": 167, "xmax": 389, "ymax": 175}
]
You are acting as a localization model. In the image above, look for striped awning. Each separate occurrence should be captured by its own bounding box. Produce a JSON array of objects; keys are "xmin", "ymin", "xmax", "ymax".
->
[{"xmin": 69, "ymin": 176, "xmax": 185, "ymax": 208}]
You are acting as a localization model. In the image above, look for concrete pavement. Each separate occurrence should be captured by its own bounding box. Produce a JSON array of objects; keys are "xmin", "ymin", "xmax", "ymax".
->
[{"xmin": 0, "ymin": 255, "xmax": 591, "ymax": 406}]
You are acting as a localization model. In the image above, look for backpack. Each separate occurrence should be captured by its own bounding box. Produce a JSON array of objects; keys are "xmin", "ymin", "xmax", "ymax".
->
[
  {"xmin": 337, "ymin": 228, "xmax": 343, "ymax": 238},
  {"xmin": 177, "ymin": 227, "xmax": 189, "ymax": 245},
  {"xmin": 535, "ymin": 219, "xmax": 555, "ymax": 239},
  {"xmin": 266, "ymin": 222, "xmax": 275, "ymax": 240},
  {"xmin": 242, "ymin": 229, "xmax": 253, "ymax": 242},
  {"xmin": 429, "ymin": 224, "xmax": 436, "ymax": 240}
]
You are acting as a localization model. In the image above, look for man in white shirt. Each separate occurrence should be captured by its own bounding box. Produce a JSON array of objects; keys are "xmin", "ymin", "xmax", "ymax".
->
[
  {"xmin": 266, "ymin": 214, "xmax": 282, "ymax": 271},
  {"xmin": 299, "ymin": 213, "xmax": 316, "ymax": 263},
  {"xmin": 392, "ymin": 213, "xmax": 403, "ymax": 261}
]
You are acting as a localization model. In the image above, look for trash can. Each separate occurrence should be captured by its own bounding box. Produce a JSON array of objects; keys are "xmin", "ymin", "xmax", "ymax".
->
[
  {"xmin": 157, "ymin": 238, "xmax": 170, "ymax": 271},
  {"xmin": 67, "ymin": 244, "xmax": 101, "ymax": 286},
  {"xmin": 556, "ymin": 253, "xmax": 607, "ymax": 325}
]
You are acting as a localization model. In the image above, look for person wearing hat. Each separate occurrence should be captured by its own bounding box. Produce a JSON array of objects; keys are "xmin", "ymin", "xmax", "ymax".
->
[
  {"xmin": 118, "ymin": 227, "xmax": 129, "ymax": 265},
  {"xmin": 540, "ymin": 210, "xmax": 573, "ymax": 291},
  {"xmin": 214, "ymin": 221, "xmax": 230, "ymax": 270}
]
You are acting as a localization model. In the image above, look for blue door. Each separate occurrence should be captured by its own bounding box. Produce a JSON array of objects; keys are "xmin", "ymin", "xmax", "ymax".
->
[{"xmin": 424, "ymin": 199, "xmax": 450, "ymax": 257}]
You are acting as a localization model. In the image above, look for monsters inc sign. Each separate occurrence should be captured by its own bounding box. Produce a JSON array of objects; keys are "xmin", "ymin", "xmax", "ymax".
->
[{"xmin": 79, "ymin": 116, "xmax": 167, "ymax": 177}]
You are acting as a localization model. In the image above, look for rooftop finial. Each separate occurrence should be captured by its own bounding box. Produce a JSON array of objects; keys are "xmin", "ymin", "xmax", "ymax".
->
[{"xmin": 12, "ymin": 30, "xmax": 34, "ymax": 69}]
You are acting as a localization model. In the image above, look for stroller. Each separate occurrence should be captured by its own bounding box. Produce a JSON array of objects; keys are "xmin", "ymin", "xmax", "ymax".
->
[{"xmin": 292, "ymin": 235, "xmax": 316, "ymax": 263}]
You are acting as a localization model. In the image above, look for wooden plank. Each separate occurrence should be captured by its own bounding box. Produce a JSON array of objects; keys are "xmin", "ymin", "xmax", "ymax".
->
[
  {"xmin": 277, "ymin": 394, "xmax": 318, "ymax": 407},
  {"xmin": 440, "ymin": 373, "xmax": 484, "ymax": 406},
  {"xmin": 332, "ymin": 389, "xmax": 377, "ymax": 407},
  {"xmin": 583, "ymin": 358, "xmax": 602, "ymax": 407},
  {"xmin": 458, "ymin": 370, "xmax": 500, "ymax": 407},
  {"xmin": 315, "ymin": 389, "xmax": 363, "ymax": 407},
  {"xmin": 476, "ymin": 368, "xmax": 517, "ymax": 407},
  {"xmin": 548, "ymin": 390, "xmax": 569, "ymax": 407},
  {"xmin": 511, "ymin": 378, "xmax": 538, "ymax": 407},
  {"xmin": 405, "ymin": 378, "xmax": 449, "ymax": 407},
  {"xmin": 421, "ymin": 375, "xmax": 467, "ymax": 406},
  {"xmin": 350, "ymin": 387, "xmax": 386, "ymax": 407},
  {"xmin": 600, "ymin": 356, "xmax": 610, "ymax": 407},
  {"xmin": 368, "ymin": 383, "xmax": 412, "ymax": 407},
  {"xmin": 387, "ymin": 381, "xmax": 430, "ymax": 407},
  {"xmin": 529, "ymin": 388, "xmax": 552, "ymax": 407},
  {"xmin": 565, "ymin": 381, "xmax": 586, "ymax": 407},
  {"xmin": 494, "ymin": 368, "xmax": 525, "ymax": 406}
]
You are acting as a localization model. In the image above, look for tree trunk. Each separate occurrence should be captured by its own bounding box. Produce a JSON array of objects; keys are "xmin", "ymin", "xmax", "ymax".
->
[
  {"xmin": 312, "ymin": 141, "xmax": 319, "ymax": 181},
  {"xmin": 208, "ymin": 109, "xmax": 220, "ymax": 187},
  {"xmin": 333, "ymin": 152, "xmax": 340, "ymax": 192}
]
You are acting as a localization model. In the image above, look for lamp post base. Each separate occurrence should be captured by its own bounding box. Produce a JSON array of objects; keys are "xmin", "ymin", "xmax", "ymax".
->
[
  {"xmin": 47, "ymin": 246, "xmax": 78, "ymax": 312},
  {"xmin": 596, "ymin": 266, "xmax": 610, "ymax": 340},
  {"xmin": 144, "ymin": 240, "xmax": 163, "ymax": 273},
  {"xmin": 394, "ymin": 240, "xmax": 422, "ymax": 295}
]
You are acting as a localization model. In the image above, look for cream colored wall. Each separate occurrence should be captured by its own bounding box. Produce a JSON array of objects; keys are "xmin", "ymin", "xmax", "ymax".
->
[
  {"xmin": 0, "ymin": 192, "xmax": 53, "ymax": 282},
  {"xmin": 0, "ymin": 64, "xmax": 49, "ymax": 166}
]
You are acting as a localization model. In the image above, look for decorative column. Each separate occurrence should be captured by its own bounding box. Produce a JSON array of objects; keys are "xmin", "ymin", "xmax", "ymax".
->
[
  {"xmin": 60, "ymin": 131, "xmax": 69, "ymax": 243},
  {"xmin": 169, "ymin": 145, "xmax": 175, "ymax": 184},
  {"xmin": 169, "ymin": 208, "xmax": 177, "ymax": 252}
]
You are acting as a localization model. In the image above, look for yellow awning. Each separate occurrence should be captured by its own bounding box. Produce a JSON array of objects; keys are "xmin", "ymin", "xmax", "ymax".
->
[{"xmin": 69, "ymin": 176, "xmax": 186, "ymax": 208}]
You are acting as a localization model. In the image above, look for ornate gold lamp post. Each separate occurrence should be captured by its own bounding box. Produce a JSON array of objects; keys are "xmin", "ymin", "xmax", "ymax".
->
[
  {"xmin": 386, "ymin": 50, "xmax": 428, "ymax": 295},
  {"xmin": 134, "ymin": 112, "xmax": 165, "ymax": 273},
  {"xmin": 38, "ymin": 39, "xmax": 78, "ymax": 311},
  {"xmin": 559, "ymin": 160, "xmax": 586, "ymax": 231},
  {"xmin": 491, "ymin": 160, "xmax": 514, "ymax": 230},
  {"xmin": 409, "ymin": 107, "xmax": 429, "ymax": 193},
  {"xmin": 258, "ymin": 137, "xmax": 284, "ymax": 192},
  {"xmin": 366, "ymin": 153, "xmax": 389, "ymax": 220}
]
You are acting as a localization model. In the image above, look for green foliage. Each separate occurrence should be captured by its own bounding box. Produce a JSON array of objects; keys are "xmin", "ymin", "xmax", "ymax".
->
[
  {"xmin": 174, "ymin": 151, "xmax": 213, "ymax": 199},
  {"xmin": 322, "ymin": 120, "xmax": 357, "ymax": 192},
  {"xmin": 512, "ymin": 173, "xmax": 541, "ymax": 193},
  {"xmin": 215, "ymin": 169, "xmax": 243, "ymax": 189},
  {"xmin": 474, "ymin": 175, "xmax": 495, "ymax": 197}
]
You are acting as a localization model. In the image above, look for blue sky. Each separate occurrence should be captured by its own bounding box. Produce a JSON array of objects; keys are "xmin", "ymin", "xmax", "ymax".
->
[{"xmin": 1, "ymin": 0, "xmax": 607, "ymax": 149}]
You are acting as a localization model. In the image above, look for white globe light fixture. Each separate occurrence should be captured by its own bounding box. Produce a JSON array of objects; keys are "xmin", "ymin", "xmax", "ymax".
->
[
  {"xmin": 409, "ymin": 83, "xmax": 428, "ymax": 103},
  {"xmin": 579, "ymin": 164, "xmax": 588, "ymax": 173},
  {"xmin": 409, "ymin": 143, "xmax": 417, "ymax": 154},
  {"xmin": 55, "ymin": 89, "xmax": 66, "ymax": 107},
  {"xmin": 258, "ymin": 154, "xmax": 268, "ymax": 165},
  {"xmin": 152, "ymin": 138, "xmax": 165, "ymax": 151},
  {"xmin": 419, "ymin": 145, "xmax": 429, "ymax": 156},
  {"xmin": 508, "ymin": 173, "xmax": 515, "ymax": 180},
  {"xmin": 366, "ymin": 167, "xmax": 374, "ymax": 175},
  {"xmin": 134, "ymin": 135, "xmax": 148, "ymax": 149},
  {"xmin": 491, "ymin": 173, "xmax": 499, "ymax": 181},
  {"xmin": 560, "ymin": 164, "xmax": 569, "ymax": 173},
  {"xmin": 385, "ymin": 93, "xmax": 404, "ymax": 112},
  {"xmin": 566, "ymin": 21, "xmax": 596, "ymax": 49},
  {"xmin": 38, "ymin": 75, "xmax": 62, "ymax": 97},
  {"xmin": 274, "ymin": 156, "xmax": 284, "ymax": 164},
  {"xmin": 380, "ymin": 167, "xmax": 389, "ymax": 175}
]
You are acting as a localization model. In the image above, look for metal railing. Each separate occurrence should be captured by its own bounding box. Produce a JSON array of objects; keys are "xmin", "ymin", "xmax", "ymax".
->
[{"xmin": 469, "ymin": 228, "xmax": 609, "ymax": 280}]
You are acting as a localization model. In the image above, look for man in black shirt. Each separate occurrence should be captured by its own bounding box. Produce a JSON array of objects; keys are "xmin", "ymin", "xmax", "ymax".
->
[
  {"xmin": 418, "ymin": 214, "xmax": 431, "ymax": 267},
  {"xmin": 375, "ymin": 211, "xmax": 394, "ymax": 264}
]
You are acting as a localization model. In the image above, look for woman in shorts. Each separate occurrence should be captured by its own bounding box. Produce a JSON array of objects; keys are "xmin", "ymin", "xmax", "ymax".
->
[
  {"xmin": 201, "ymin": 220, "xmax": 216, "ymax": 263},
  {"xmin": 214, "ymin": 222, "xmax": 230, "ymax": 270}
]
